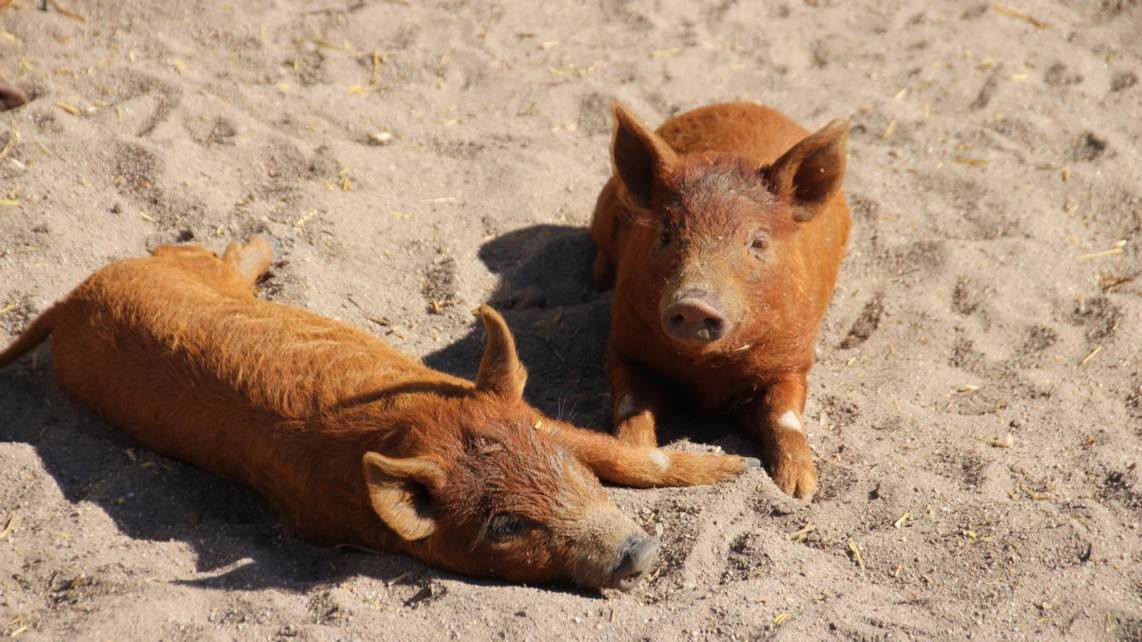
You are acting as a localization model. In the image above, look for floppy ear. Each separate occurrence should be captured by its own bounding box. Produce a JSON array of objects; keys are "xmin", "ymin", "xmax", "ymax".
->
[
  {"xmin": 612, "ymin": 103, "xmax": 677, "ymax": 209},
  {"xmin": 762, "ymin": 119, "xmax": 849, "ymax": 222},
  {"xmin": 474, "ymin": 305, "xmax": 527, "ymax": 401},
  {"xmin": 362, "ymin": 452, "xmax": 447, "ymax": 541}
]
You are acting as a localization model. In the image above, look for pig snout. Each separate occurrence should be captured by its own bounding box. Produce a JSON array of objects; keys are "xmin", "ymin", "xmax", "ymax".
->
[
  {"xmin": 609, "ymin": 534, "xmax": 660, "ymax": 590},
  {"xmin": 568, "ymin": 507, "xmax": 659, "ymax": 591},
  {"xmin": 662, "ymin": 291, "xmax": 728, "ymax": 343}
]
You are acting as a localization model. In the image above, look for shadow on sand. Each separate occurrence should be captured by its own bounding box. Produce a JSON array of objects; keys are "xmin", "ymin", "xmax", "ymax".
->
[{"xmin": 423, "ymin": 224, "xmax": 743, "ymax": 447}]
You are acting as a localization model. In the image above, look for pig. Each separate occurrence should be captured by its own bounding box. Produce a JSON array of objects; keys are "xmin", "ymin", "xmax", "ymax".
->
[
  {"xmin": 0, "ymin": 238, "xmax": 757, "ymax": 590},
  {"xmin": 589, "ymin": 102, "xmax": 852, "ymax": 500}
]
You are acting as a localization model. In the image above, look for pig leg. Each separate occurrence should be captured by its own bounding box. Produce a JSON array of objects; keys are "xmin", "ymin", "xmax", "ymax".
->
[
  {"xmin": 222, "ymin": 236, "xmax": 274, "ymax": 286},
  {"xmin": 608, "ymin": 351, "xmax": 671, "ymax": 448},
  {"xmin": 740, "ymin": 374, "xmax": 816, "ymax": 500},
  {"xmin": 535, "ymin": 418, "xmax": 758, "ymax": 488}
]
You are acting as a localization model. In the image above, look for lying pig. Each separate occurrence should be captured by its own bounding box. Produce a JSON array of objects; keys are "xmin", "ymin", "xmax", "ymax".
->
[
  {"xmin": 0, "ymin": 238, "xmax": 756, "ymax": 589},
  {"xmin": 590, "ymin": 102, "xmax": 851, "ymax": 500}
]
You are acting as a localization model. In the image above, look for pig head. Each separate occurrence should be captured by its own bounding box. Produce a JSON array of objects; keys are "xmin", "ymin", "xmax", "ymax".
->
[{"xmin": 352, "ymin": 307, "xmax": 661, "ymax": 590}]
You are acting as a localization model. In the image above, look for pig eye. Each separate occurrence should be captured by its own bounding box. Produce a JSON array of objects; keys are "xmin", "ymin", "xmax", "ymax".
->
[
  {"xmin": 488, "ymin": 513, "xmax": 539, "ymax": 542},
  {"xmin": 658, "ymin": 227, "xmax": 673, "ymax": 247},
  {"xmin": 749, "ymin": 233, "xmax": 769, "ymax": 255}
]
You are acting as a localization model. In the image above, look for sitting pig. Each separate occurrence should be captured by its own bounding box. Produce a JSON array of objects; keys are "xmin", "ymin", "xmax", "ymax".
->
[
  {"xmin": 589, "ymin": 102, "xmax": 852, "ymax": 500},
  {"xmin": 0, "ymin": 238, "xmax": 756, "ymax": 590}
]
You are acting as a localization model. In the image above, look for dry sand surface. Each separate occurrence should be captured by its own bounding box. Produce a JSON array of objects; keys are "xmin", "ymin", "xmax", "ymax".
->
[{"xmin": 1, "ymin": 0, "xmax": 1141, "ymax": 640}]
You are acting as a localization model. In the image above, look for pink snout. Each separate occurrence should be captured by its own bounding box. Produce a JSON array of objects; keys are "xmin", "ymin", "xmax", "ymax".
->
[{"xmin": 662, "ymin": 292, "xmax": 728, "ymax": 343}]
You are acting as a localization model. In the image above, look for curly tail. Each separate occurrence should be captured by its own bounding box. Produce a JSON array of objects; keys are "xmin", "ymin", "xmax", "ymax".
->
[{"xmin": 0, "ymin": 305, "xmax": 55, "ymax": 369}]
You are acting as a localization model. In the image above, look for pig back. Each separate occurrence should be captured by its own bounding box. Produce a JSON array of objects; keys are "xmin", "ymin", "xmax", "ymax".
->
[{"xmin": 45, "ymin": 252, "xmax": 453, "ymax": 526}]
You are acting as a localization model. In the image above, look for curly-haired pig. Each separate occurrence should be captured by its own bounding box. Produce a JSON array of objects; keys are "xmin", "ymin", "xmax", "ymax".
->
[{"xmin": 590, "ymin": 102, "xmax": 851, "ymax": 500}]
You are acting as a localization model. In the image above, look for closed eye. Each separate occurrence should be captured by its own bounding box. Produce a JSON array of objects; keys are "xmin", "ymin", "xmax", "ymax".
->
[{"xmin": 487, "ymin": 513, "xmax": 542, "ymax": 542}]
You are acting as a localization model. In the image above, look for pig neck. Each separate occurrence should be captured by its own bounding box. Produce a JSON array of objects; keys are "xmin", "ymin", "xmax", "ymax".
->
[{"xmin": 277, "ymin": 391, "xmax": 467, "ymax": 555}]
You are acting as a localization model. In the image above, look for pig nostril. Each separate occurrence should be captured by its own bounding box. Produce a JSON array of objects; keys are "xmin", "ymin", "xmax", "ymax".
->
[
  {"xmin": 703, "ymin": 317, "xmax": 724, "ymax": 336},
  {"xmin": 663, "ymin": 297, "xmax": 727, "ymax": 343}
]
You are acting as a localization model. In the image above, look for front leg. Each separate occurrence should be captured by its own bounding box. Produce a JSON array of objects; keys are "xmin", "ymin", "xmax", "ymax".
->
[
  {"xmin": 608, "ymin": 347, "xmax": 671, "ymax": 448},
  {"xmin": 535, "ymin": 417, "xmax": 758, "ymax": 488},
  {"xmin": 740, "ymin": 374, "xmax": 817, "ymax": 500}
]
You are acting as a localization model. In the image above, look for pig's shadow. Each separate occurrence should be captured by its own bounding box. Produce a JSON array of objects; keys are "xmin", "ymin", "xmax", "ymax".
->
[
  {"xmin": 0, "ymin": 225, "xmax": 738, "ymax": 597},
  {"xmin": 424, "ymin": 225, "xmax": 614, "ymax": 428},
  {"xmin": 424, "ymin": 224, "xmax": 741, "ymax": 445}
]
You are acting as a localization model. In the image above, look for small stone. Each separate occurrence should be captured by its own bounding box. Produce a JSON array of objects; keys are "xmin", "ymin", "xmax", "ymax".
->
[
  {"xmin": 367, "ymin": 131, "xmax": 394, "ymax": 145},
  {"xmin": 0, "ymin": 80, "xmax": 29, "ymax": 111}
]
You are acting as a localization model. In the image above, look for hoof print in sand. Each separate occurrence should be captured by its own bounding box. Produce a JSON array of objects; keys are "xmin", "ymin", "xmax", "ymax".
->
[
  {"xmin": 1110, "ymin": 71, "xmax": 1138, "ymax": 92},
  {"xmin": 720, "ymin": 532, "xmax": 773, "ymax": 583},
  {"xmin": 1073, "ymin": 131, "xmax": 1109, "ymax": 162},
  {"xmin": 422, "ymin": 253, "xmax": 459, "ymax": 314},
  {"xmin": 840, "ymin": 293, "xmax": 884, "ymax": 349},
  {"xmin": 1069, "ymin": 295, "xmax": 1122, "ymax": 342}
]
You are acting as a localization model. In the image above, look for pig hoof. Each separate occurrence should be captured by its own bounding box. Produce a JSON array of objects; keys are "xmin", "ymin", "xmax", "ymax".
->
[
  {"xmin": 743, "ymin": 457, "xmax": 762, "ymax": 469},
  {"xmin": 769, "ymin": 460, "xmax": 817, "ymax": 501}
]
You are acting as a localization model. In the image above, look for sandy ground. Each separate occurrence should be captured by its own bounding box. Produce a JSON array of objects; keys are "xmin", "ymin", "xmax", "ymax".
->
[{"xmin": 1, "ymin": 0, "xmax": 1140, "ymax": 640}]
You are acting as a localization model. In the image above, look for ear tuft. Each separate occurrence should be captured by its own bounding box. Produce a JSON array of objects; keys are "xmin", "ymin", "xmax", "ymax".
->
[
  {"xmin": 362, "ymin": 452, "xmax": 446, "ymax": 542},
  {"xmin": 474, "ymin": 305, "xmax": 527, "ymax": 400},
  {"xmin": 611, "ymin": 103, "xmax": 677, "ymax": 210},
  {"xmin": 763, "ymin": 118, "xmax": 849, "ymax": 222}
]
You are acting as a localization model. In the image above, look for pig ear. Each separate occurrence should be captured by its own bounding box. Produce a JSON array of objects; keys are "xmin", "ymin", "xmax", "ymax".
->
[
  {"xmin": 362, "ymin": 452, "xmax": 446, "ymax": 541},
  {"xmin": 762, "ymin": 119, "xmax": 849, "ymax": 222},
  {"xmin": 474, "ymin": 305, "xmax": 527, "ymax": 401},
  {"xmin": 612, "ymin": 103, "xmax": 677, "ymax": 209}
]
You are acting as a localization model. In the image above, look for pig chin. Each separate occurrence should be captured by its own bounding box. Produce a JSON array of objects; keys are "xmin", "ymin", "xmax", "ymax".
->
[{"xmin": 566, "ymin": 507, "xmax": 659, "ymax": 591}]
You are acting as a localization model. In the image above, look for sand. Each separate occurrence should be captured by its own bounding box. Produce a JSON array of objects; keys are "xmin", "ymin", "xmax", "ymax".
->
[{"xmin": 1, "ymin": 0, "xmax": 1140, "ymax": 640}]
